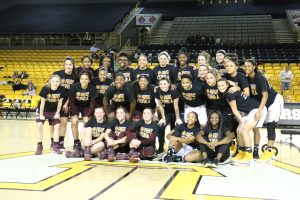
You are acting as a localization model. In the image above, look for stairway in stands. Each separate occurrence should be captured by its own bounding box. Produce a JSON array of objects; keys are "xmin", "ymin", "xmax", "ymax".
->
[
  {"xmin": 272, "ymin": 18, "xmax": 295, "ymax": 43},
  {"xmin": 147, "ymin": 21, "xmax": 173, "ymax": 44}
]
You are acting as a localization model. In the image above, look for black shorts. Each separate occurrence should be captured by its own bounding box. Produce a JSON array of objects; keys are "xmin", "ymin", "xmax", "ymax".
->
[
  {"xmin": 36, "ymin": 111, "xmax": 60, "ymax": 126},
  {"xmin": 70, "ymin": 106, "xmax": 90, "ymax": 117}
]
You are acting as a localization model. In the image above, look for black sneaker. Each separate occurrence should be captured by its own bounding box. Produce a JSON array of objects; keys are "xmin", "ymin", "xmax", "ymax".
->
[
  {"xmin": 199, "ymin": 158, "xmax": 210, "ymax": 167},
  {"xmin": 172, "ymin": 155, "xmax": 183, "ymax": 162},
  {"xmin": 35, "ymin": 144, "xmax": 43, "ymax": 155},
  {"xmin": 73, "ymin": 141, "xmax": 81, "ymax": 150},
  {"xmin": 211, "ymin": 158, "xmax": 219, "ymax": 168},
  {"xmin": 165, "ymin": 147, "xmax": 175, "ymax": 163},
  {"xmin": 59, "ymin": 141, "xmax": 65, "ymax": 149},
  {"xmin": 253, "ymin": 148, "xmax": 259, "ymax": 159},
  {"xmin": 84, "ymin": 147, "xmax": 92, "ymax": 161}
]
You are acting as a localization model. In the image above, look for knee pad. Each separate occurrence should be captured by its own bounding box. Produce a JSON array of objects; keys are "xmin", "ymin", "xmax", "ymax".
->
[{"xmin": 267, "ymin": 121, "xmax": 277, "ymax": 141}]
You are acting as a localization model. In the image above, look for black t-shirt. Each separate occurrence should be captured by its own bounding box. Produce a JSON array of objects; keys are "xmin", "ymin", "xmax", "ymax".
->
[
  {"xmin": 69, "ymin": 82, "xmax": 98, "ymax": 107},
  {"xmin": 116, "ymin": 67, "xmax": 134, "ymax": 83},
  {"xmin": 248, "ymin": 73, "xmax": 277, "ymax": 108},
  {"xmin": 52, "ymin": 70, "xmax": 78, "ymax": 91},
  {"xmin": 85, "ymin": 119, "xmax": 109, "ymax": 139},
  {"xmin": 203, "ymin": 83, "xmax": 229, "ymax": 111},
  {"xmin": 223, "ymin": 72, "xmax": 249, "ymax": 91},
  {"xmin": 91, "ymin": 77, "xmax": 113, "ymax": 106},
  {"xmin": 109, "ymin": 119, "xmax": 132, "ymax": 137},
  {"xmin": 134, "ymin": 85, "xmax": 156, "ymax": 111},
  {"xmin": 173, "ymin": 123, "xmax": 200, "ymax": 148},
  {"xmin": 225, "ymin": 90, "xmax": 259, "ymax": 114},
  {"xmin": 132, "ymin": 67, "xmax": 155, "ymax": 85},
  {"xmin": 202, "ymin": 126, "xmax": 229, "ymax": 143},
  {"xmin": 155, "ymin": 88, "xmax": 180, "ymax": 113},
  {"xmin": 75, "ymin": 67, "xmax": 94, "ymax": 77},
  {"xmin": 153, "ymin": 64, "xmax": 176, "ymax": 85},
  {"xmin": 177, "ymin": 84, "xmax": 205, "ymax": 107},
  {"xmin": 105, "ymin": 85, "xmax": 135, "ymax": 110},
  {"xmin": 173, "ymin": 66, "xmax": 198, "ymax": 83},
  {"xmin": 131, "ymin": 120, "xmax": 159, "ymax": 144},
  {"xmin": 39, "ymin": 86, "xmax": 67, "ymax": 112}
]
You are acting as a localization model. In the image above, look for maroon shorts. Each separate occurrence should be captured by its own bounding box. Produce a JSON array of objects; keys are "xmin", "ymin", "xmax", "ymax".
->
[
  {"xmin": 36, "ymin": 112, "xmax": 60, "ymax": 126},
  {"xmin": 60, "ymin": 109, "xmax": 70, "ymax": 118},
  {"xmin": 70, "ymin": 106, "xmax": 90, "ymax": 117}
]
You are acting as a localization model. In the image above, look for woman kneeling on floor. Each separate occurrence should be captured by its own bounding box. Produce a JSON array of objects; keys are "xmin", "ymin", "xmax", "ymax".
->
[{"xmin": 164, "ymin": 111, "xmax": 202, "ymax": 163}]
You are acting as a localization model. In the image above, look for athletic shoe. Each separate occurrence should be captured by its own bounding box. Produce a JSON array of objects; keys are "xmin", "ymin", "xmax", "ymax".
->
[
  {"xmin": 98, "ymin": 150, "xmax": 108, "ymax": 160},
  {"xmin": 129, "ymin": 152, "xmax": 140, "ymax": 163},
  {"xmin": 52, "ymin": 143, "xmax": 62, "ymax": 154},
  {"xmin": 199, "ymin": 158, "xmax": 210, "ymax": 167},
  {"xmin": 165, "ymin": 147, "xmax": 175, "ymax": 163},
  {"xmin": 172, "ymin": 155, "xmax": 183, "ymax": 162},
  {"xmin": 65, "ymin": 149, "xmax": 83, "ymax": 158},
  {"xmin": 116, "ymin": 152, "xmax": 130, "ymax": 160},
  {"xmin": 84, "ymin": 147, "xmax": 92, "ymax": 161},
  {"xmin": 258, "ymin": 149, "xmax": 276, "ymax": 163},
  {"xmin": 59, "ymin": 141, "xmax": 65, "ymax": 149},
  {"xmin": 35, "ymin": 144, "xmax": 43, "ymax": 155},
  {"xmin": 253, "ymin": 148, "xmax": 259, "ymax": 159},
  {"xmin": 210, "ymin": 158, "xmax": 219, "ymax": 168},
  {"xmin": 107, "ymin": 151, "xmax": 116, "ymax": 162},
  {"xmin": 73, "ymin": 141, "xmax": 81, "ymax": 150},
  {"xmin": 238, "ymin": 152, "xmax": 253, "ymax": 164}
]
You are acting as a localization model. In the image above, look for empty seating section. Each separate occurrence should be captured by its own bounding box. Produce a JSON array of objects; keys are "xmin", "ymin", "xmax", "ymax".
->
[
  {"xmin": 0, "ymin": 50, "xmax": 96, "ymax": 116},
  {"xmin": 169, "ymin": 15, "xmax": 275, "ymax": 45}
]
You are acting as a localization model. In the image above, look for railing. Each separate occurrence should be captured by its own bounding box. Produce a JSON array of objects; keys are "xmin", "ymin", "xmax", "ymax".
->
[{"xmin": 0, "ymin": 32, "xmax": 110, "ymax": 47}]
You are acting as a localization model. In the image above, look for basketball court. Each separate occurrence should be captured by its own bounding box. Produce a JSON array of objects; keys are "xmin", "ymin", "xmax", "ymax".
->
[{"xmin": 0, "ymin": 119, "xmax": 299, "ymax": 200}]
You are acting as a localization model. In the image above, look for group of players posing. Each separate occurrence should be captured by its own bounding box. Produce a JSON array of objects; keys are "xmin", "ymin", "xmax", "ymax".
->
[{"xmin": 34, "ymin": 49, "xmax": 284, "ymax": 167}]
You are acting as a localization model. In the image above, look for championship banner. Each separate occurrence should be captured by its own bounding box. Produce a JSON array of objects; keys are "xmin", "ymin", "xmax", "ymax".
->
[
  {"xmin": 136, "ymin": 14, "xmax": 160, "ymax": 26},
  {"xmin": 278, "ymin": 103, "xmax": 300, "ymax": 126}
]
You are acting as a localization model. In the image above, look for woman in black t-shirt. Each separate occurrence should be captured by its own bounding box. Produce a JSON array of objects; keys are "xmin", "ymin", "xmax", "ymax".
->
[
  {"xmin": 132, "ymin": 54, "xmax": 155, "ymax": 85},
  {"xmin": 197, "ymin": 110, "xmax": 234, "ymax": 168},
  {"xmin": 244, "ymin": 59, "xmax": 284, "ymax": 161},
  {"xmin": 91, "ymin": 67, "xmax": 113, "ymax": 107},
  {"xmin": 35, "ymin": 75, "xmax": 66, "ymax": 155},
  {"xmin": 102, "ymin": 107, "xmax": 132, "ymax": 161},
  {"xmin": 132, "ymin": 74, "xmax": 156, "ymax": 121},
  {"xmin": 165, "ymin": 111, "xmax": 202, "ymax": 163},
  {"xmin": 155, "ymin": 78, "xmax": 182, "ymax": 153},
  {"xmin": 174, "ymin": 52, "xmax": 198, "ymax": 84},
  {"xmin": 94, "ymin": 55, "xmax": 115, "ymax": 79},
  {"xmin": 75, "ymin": 55, "xmax": 95, "ymax": 78},
  {"xmin": 178, "ymin": 74, "xmax": 207, "ymax": 127},
  {"xmin": 125, "ymin": 108, "xmax": 159, "ymax": 163},
  {"xmin": 204, "ymin": 68, "xmax": 235, "ymax": 131},
  {"xmin": 153, "ymin": 51, "xmax": 176, "ymax": 85},
  {"xmin": 79, "ymin": 107, "xmax": 109, "ymax": 160},
  {"xmin": 194, "ymin": 64, "xmax": 209, "ymax": 85},
  {"xmin": 52, "ymin": 56, "xmax": 78, "ymax": 148},
  {"xmin": 217, "ymin": 79, "xmax": 267, "ymax": 165},
  {"xmin": 69, "ymin": 71, "xmax": 98, "ymax": 150},
  {"xmin": 103, "ymin": 73, "xmax": 136, "ymax": 120},
  {"xmin": 223, "ymin": 55, "xmax": 249, "ymax": 95}
]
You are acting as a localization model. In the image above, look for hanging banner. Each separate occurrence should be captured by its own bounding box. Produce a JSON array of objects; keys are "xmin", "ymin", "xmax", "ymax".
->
[
  {"xmin": 287, "ymin": 10, "xmax": 300, "ymax": 30},
  {"xmin": 136, "ymin": 14, "xmax": 160, "ymax": 26}
]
